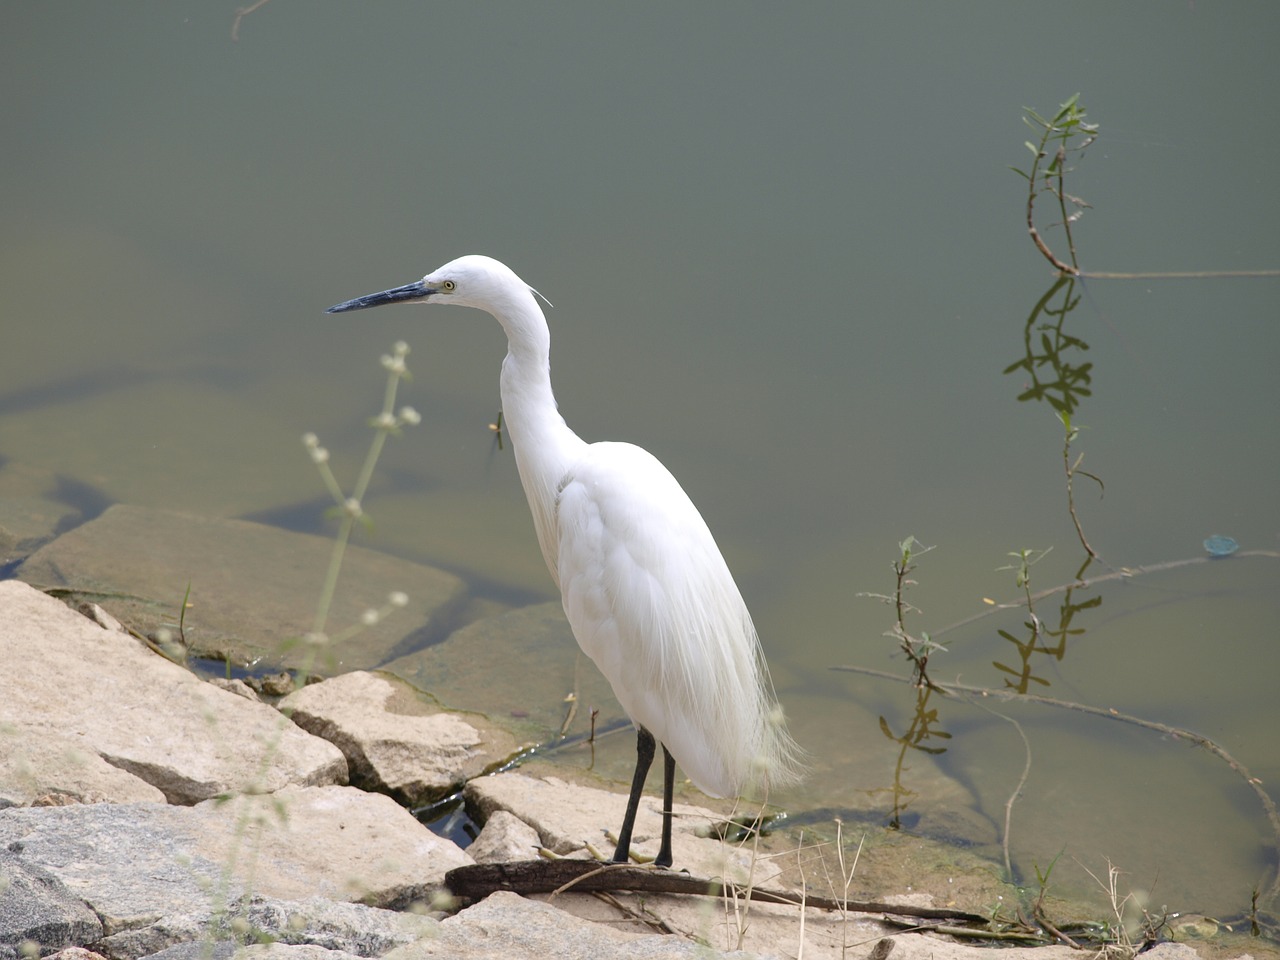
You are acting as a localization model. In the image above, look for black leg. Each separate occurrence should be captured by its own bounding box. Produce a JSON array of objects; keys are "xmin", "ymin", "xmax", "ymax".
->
[
  {"xmin": 612, "ymin": 726, "xmax": 656, "ymax": 863},
  {"xmin": 656, "ymin": 744, "xmax": 675, "ymax": 868}
]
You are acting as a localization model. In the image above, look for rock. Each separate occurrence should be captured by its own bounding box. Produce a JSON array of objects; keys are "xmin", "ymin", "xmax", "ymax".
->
[
  {"xmin": 232, "ymin": 946, "xmax": 365, "ymax": 960},
  {"xmin": 1169, "ymin": 915, "xmax": 1220, "ymax": 940},
  {"xmin": 1140, "ymin": 946, "xmax": 1202, "ymax": 960},
  {"xmin": 247, "ymin": 672, "xmax": 296, "ymax": 697},
  {"xmin": 0, "ymin": 495, "xmax": 78, "ymax": 565},
  {"xmin": 464, "ymin": 773, "xmax": 777, "ymax": 886},
  {"xmin": 206, "ymin": 678, "xmax": 261, "ymax": 702},
  {"xmin": 0, "ymin": 728, "xmax": 166, "ymax": 808},
  {"xmin": 234, "ymin": 897, "xmax": 439, "ymax": 954},
  {"xmin": 383, "ymin": 602, "xmax": 619, "ymax": 744},
  {"xmin": 280, "ymin": 671, "xmax": 519, "ymax": 805},
  {"xmin": 127, "ymin": 943, "xmax": 233, "ymax": 960},
  {"xmin": 449, "ymin": 776, "xmax": 1048, "ymax": 959},
  {"xmin": 98, "ymin": 895, "xmax": 439, "ymax": 960},
  {"xmin": 0, "ymin": 802, "xmax": 235, "ymax": 938},
  {"xmin": 465, "ymin": 811, "xmax": 542, "ymax": 864},
  {"xmin": 16, "ymin": 504, "xmax": 468, "ymax": 671},
  {"xmin": 393, "ymin": 890, "xmax": 763, "ymax": 959},
  {"xmin": 0, "ymin": 849, "xmax": 102, "ymax": 959},
  {"xmin": 196, "ymin": 785, "xmax": 473, "ymax": 908},
  {"xmin": 0, "ymin": 785, "xmax": 471, "ymax": 938},
  {"xmin": 0, "ymin": 581, "xmax": 347, "ymax": 805}
]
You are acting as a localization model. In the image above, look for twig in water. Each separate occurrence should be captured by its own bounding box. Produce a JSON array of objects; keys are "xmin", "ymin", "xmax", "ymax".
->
[
  {"xmin": 230, "ymin": 0, "xmax": 272, "ymax": 41},
  {"xmin": 828, "ymin": 663, "xmax": 1280, "ymax": 905}
]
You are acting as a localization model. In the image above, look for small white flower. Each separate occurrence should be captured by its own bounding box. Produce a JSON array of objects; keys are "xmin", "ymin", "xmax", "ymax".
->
[
  {"xmin": 302, "ymin": 432, "xmax": 319, "ymax": 448},
  {"xmin": 398, "ymin": 406, "xmax": 421, "ymax": 426},
  {"xmin": 394, "ymin": 340, "xmax": 409, "ymax": 356},
  {"xmin": 361, "ymin": 608, "xmax": 380, "ymax": 626},
  {"xmin": 309, "ymin": 446, "xmax": 330, "ymax": 464},
  {"xmin": 388, "ymin": 591, "xmax": 409, "ymax": 607},
  {"xmin": 344, "ymin": 498, "xmax": 362, "ymax": 518},
  {"xmin": 374, "ymin": 411, "xmax": 397, "ymax": 430}
]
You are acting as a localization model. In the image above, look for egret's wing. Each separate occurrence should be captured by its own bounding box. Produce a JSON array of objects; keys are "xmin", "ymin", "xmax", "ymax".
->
[{"xmin": 554, "ymin": 441, "xmax": 789, "ymax": 798}]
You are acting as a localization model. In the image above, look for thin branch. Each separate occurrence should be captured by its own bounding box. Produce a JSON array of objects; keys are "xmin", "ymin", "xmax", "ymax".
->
[
  {"xmin": 1079, "ymin": 269, "xmax": 1280, "ymax": 280},
  {"xmin": 932, "ymin": 549, "xmax": 1278, "ymax": 641},
  {"xmin": 230, "ymin": 0, "xmax": 272, "ymax": 41},
  {"xmin": 998, "ymin": 709, "xmax": 1032, "ymax": 880},
  {"xmin": 828, "ymin": 664, "xmax": 1280, "ymax": 905}
]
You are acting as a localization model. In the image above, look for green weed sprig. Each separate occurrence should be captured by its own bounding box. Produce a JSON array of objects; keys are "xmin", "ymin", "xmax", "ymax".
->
[
  {"xmin": 1011, "ymin": 94, "xmax": 1097, "ymax": 275},
  {"xmin": 858, "ymin": 536, "xmax": 944, "ymax": 688}
]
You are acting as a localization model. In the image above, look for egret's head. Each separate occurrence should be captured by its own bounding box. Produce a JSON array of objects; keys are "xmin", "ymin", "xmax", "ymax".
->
[{"xmin": 326, "ymin": 255, "xmax": 535, "ymax": 317}]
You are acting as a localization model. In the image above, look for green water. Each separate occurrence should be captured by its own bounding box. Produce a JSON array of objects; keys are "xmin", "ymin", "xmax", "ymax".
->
[{"xmin": 3, "ymin": 2, "xmax": 1277, "ymax": 921}]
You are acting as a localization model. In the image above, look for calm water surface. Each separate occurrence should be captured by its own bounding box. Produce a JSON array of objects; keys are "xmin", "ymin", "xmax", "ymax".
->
[{"xmin": 3, "ymin": 3, "xmax": 1278, "ymax": 921}]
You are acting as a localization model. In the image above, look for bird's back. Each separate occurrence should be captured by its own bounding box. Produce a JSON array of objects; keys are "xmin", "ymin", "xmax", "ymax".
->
[{"xmin": 554, "ymin": 441, "xmax": 798, "ymax": 799}]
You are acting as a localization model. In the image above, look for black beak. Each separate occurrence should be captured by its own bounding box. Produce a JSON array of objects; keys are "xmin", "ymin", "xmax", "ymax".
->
[{"xmin": 326, "ymin": 279, "xmax": 431, "ymax": 314}]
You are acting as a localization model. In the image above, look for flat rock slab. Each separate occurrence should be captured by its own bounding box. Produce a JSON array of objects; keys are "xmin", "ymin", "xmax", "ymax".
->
[
  {"xmin": 17, "ymin": 504, "xmax": 468, "ymax": 671},
  {"xmin": 391, "ymin": 890, "xmax": 762, "ymax": 959},
  {"xmin": 281, "ymin": 671, "xmax": 520, "ymax": 806},
  {"xmin": 0, "ymin": 580, "xmax": 346, "ymax": 804},
  {"xmin": 0, "ymin": 785, "xmax": 472, "ymax": 937},
  {"xmin": 104, "ymin": 897, "xmax": 428, "ymax": 960},
  {"xmin": 384, "ymin": 601, "xmax": 619, "ymax": 744},
  {"xmin": 0, "ymin": 493, "xmax": 78, "ymax": 565},
  {"xmin": 464, "ymin": 810, "xmax": 542, "ymax": 863},
  {"xmin": 0, "ymin": 849, "xmax": 103, "ymax": 956},
  {"xmin": 464, "ymin": 772, "xmax": 777, "ymax": 886},
  {"xmin": 0, "ymin": 727, "xmax": 166, "ymax": 808}
]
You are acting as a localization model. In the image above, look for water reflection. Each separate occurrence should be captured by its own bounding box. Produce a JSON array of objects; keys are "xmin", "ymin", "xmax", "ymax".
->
[
  {"xmin": 833, "ymin": 262, "xmax": 1280, "ymax": 917},
  {"xmin": 994, "ymin": 274, "xmax": 1101, "ymax": 692},
  {"xmin": 876, "ymin": 680, "xmax": 950, "ymax": 831},
  {"xmin": 852, "ymin": 272, "xmax": 1110, "ymax": 829},
  {"xmin": 991, "ymin": 573, "xmax": 1098, "ymax": 696},
  {"xmin": 1003, "ymin": 275, "xmax": 1091, "ymax": 418}
]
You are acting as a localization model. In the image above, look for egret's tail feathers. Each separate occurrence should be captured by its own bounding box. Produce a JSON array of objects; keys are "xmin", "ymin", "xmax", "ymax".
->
[{"xmin": 748, "ymin": 700, "xmax": 805, "ymax": 793}]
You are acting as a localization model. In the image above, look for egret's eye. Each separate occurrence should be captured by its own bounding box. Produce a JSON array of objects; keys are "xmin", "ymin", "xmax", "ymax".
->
[{"xmin": 441, "ymin": 279, "xmax": 456, "ymax": 292}]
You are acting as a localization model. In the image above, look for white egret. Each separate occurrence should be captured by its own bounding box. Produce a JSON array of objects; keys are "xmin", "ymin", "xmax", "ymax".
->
[{"xmin": 327, "ymin": 255, "xmax": 800, "ymax": 867}]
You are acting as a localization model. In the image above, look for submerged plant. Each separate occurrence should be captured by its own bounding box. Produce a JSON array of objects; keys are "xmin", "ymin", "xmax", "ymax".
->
[{"xmin": 857, "ymin": 537, "xmax": 952, "ymax": 827}]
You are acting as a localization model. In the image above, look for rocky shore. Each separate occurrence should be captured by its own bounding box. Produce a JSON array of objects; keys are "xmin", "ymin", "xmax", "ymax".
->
[{"xmin": 0, "ymin": 506, "xmax": 1264, "ymax": 960}]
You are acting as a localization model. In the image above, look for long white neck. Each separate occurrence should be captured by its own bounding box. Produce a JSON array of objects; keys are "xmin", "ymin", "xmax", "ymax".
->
[{"xmin": 492, "ymin": 290, "xmax": 588, "ymax": 584}]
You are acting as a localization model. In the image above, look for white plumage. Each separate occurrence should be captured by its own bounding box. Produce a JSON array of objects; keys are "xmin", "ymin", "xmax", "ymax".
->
[
  {"xmin": 557, "ymin": 441, "xmax": 777, "ymax": 799},
  {"xmin": 328, "ymin": 254, "xmax": 799, "ymax": 865}
]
